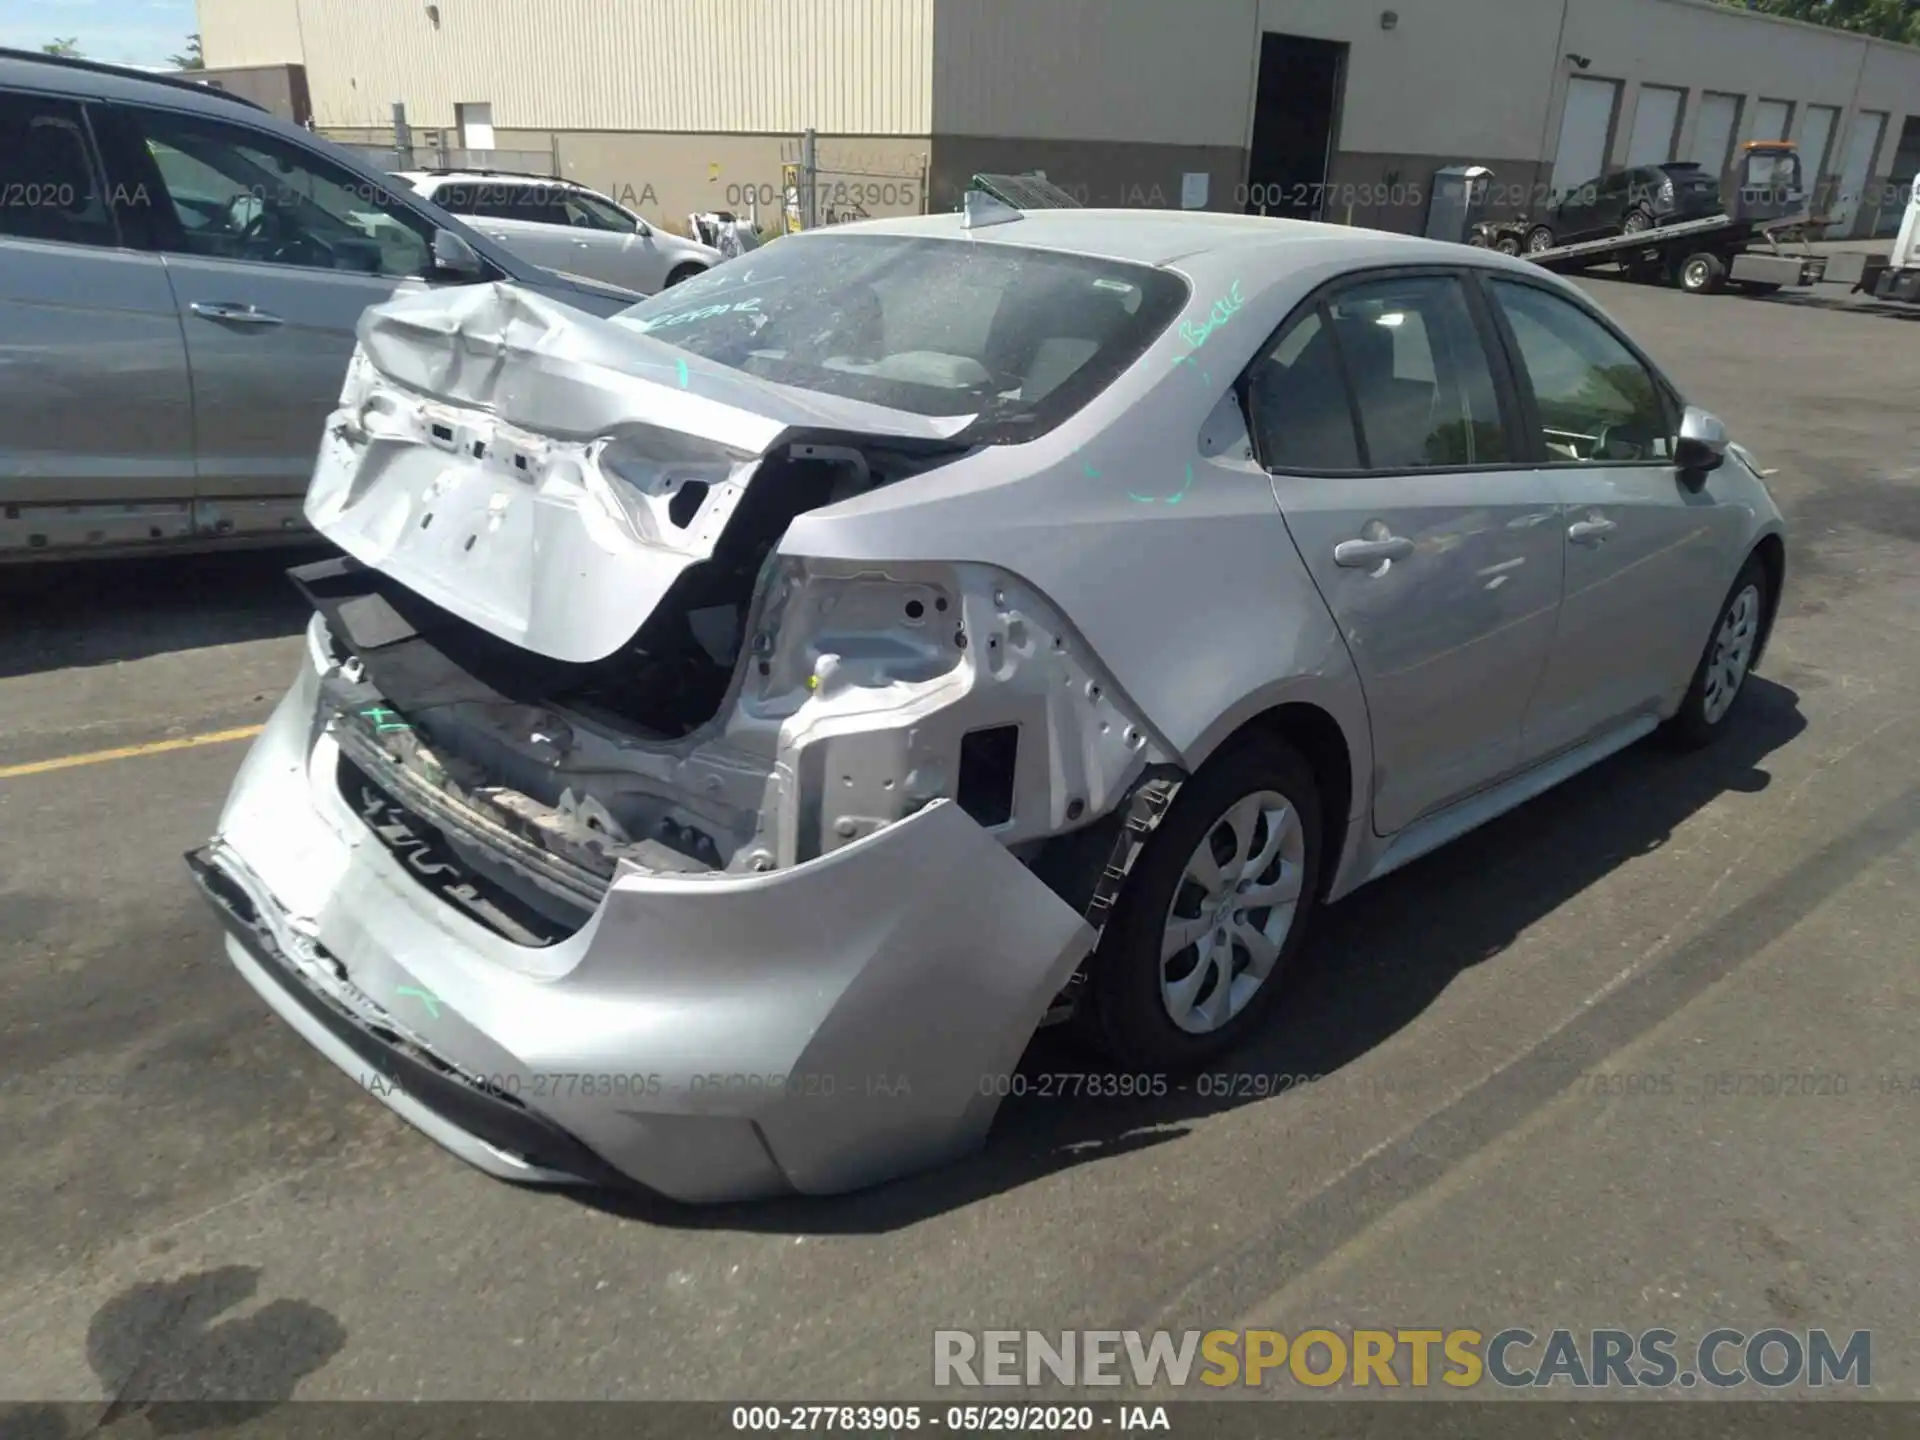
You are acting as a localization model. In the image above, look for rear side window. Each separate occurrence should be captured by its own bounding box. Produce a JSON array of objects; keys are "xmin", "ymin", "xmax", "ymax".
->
[
  {"xmin": 471, "ymin": 183, "xmax": 568, "ymax": 224},
  {"xmin": 1335, "ymin": 275, "xmax": 1508, "ymax": 468},
  {"xmin": 1244, "ymin": 309, "xmax": 1363, "ymax": 471},
  {"xmin": 431, "ymin": 183, "xmax": 478, "ymax": 216},
  {"xmin": 0, "ymin": 91, "xmax": 115, "ymax": 248},
  {"xmin": 1489, "ymin": 279, "xmax": 1673, "ymax": 463},
  {"xmin": 610, "ymin": 234, "xmax": 1188, "ymax": 441},
  {"xmin": 1248, "ymin": 275, "xmax": 1508, "ymax": 472}
]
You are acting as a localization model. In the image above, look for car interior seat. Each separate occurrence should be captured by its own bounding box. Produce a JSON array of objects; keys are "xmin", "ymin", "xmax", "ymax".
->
[{"xmin": 1331, "ymin": 313, "xmax": 1439, "ymax": 468}]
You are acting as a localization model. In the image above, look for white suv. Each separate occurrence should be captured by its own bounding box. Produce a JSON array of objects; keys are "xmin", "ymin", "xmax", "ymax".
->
[{"xmin": 401, "ymin": 170, "xmax": 722, "ymax": 295}]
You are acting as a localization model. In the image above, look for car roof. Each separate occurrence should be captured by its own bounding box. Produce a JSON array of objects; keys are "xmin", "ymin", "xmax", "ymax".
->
[
  {"xmin": 0, "ymin": 46, "xmax": 267, "ymax": 114},
  {"xmin": 792, "ymin": 207, "xmax": 1500, "ymax": 271}
]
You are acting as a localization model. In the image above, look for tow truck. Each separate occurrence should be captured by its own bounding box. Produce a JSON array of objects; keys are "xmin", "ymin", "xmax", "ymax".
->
[{"xmin": 1471, "ymin": 142, "xmax": 1856, "ymax": 295}]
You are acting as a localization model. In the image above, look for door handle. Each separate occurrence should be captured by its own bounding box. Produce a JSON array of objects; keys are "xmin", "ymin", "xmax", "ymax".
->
[
  {"xmin": 1333, "ymin": 535, "xmax": 1415, "ymax": 568},
  {"xmin": 1567, "ymin": 517, "xmax": 1618, "ymax": 545},
  {"xmin": 189, "ymin": 302, "xmax": 283, "ymax": 327}
]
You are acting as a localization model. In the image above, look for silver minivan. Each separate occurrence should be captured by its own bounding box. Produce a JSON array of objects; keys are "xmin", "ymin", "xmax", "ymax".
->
[{"xmin": 0, "ymin": 49, "xmax": 635, "ymax": 562}]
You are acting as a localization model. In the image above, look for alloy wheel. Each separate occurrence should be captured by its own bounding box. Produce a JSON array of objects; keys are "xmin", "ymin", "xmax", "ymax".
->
[
  {"xmin": 1159, "ymin": 790, "xmax": 1306, "ymax": 1034},
  {"xmin": 1702, "ymin": 583, "xmax": 1761, "ymax": 724}
]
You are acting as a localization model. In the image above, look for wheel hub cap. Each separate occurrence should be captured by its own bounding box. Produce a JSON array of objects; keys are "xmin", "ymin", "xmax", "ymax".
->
[
  {"xmin": 1701, "ymin": 584, "xmax": 1760, "ymax": 724},
  {"xmin": 1159, "ymin": 790, "xmax": 1307, "ymax": 1035}
]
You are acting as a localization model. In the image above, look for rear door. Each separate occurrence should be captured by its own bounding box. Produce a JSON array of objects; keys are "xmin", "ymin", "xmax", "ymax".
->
[
  {"xmin": 1589, "ymin": 171, "xmax": 1633, "ymax": 235},
  {"xmin": 0, "ymin": 87, "xmax": 194, "ymax": 551},
  {"xmin": 1553, "ymin": 175, "xmax": 1601, "ymax": 240},
  {"xmin": 1480, "ymin": 275, "xmax": 1734, "ymax": 755},
  {"xmin": 1244, "ymin": 269, "xmax": 1565, "ymax": 836},
  {"xmin": 553, "ymin": 187, "xmax": 671, "ymax": 292},
  {"xmin": 92, "ymin": 102, "xmax": 479, "ymax": 524}
]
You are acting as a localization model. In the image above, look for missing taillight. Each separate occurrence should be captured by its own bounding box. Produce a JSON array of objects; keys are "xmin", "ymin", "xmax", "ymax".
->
[
  {"xmin": 958, "ymin": 725, "xmax": 1019, "ymax": 828},
  {"xmin": 668, "ymin": 480, "xmax": 710, "ymax": 529}
]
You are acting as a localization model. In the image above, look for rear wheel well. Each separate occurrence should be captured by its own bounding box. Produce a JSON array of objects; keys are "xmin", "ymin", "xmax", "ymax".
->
[
  {"xmin": 665, "ymin": 263, "xmax": 705, "ymax": 287},
  {"xmin": 1242, "ymin": 703, "xmax": 1353, "ymax": 900}
]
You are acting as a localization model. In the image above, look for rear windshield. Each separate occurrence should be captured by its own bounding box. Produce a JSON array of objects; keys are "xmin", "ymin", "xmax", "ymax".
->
[{"xmin": 609, "ymin": 233, "xmax": 1189, "ymax": 442}]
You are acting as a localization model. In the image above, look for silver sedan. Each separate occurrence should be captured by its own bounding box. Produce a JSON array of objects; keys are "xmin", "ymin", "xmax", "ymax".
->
[{"xmin": 188, "ymin": 206, "xmax": 1786, "ymax": 1202}]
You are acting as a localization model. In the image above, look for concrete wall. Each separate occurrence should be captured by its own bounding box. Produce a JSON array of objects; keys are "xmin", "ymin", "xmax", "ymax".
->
[{"xmin": 546, "ymin": 130, "xmax": 931, "ymax": 229}]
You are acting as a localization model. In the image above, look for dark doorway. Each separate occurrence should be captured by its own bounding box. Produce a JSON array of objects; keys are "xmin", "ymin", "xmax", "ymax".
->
[{"xmin": 1244, "ymin": 31, "xmax": 1347, "ymax": 221}]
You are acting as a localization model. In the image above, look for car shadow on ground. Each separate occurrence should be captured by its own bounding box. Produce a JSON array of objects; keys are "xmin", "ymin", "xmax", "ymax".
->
[
  {"xmin": 575, "ymin": 676, "xmax": 1807, "ymax": 1234},
  {"xmin": 1749, "ymin": 290, "xmax": 1920, "ymax": 322},
  {"xmin": 0, "ymin": 548, "xmax": 328, "ymax": 680}
]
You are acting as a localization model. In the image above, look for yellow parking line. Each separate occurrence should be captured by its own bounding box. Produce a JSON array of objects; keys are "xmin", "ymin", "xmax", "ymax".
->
[{"xmin": 0, "ymin": 724, "xmax": 265, "ymax": 780}]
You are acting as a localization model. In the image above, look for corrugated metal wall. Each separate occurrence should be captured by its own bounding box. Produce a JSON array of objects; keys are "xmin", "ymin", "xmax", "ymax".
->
[
  {"xmin": 206, "ymin": 0, "xmax": 935, "ymax": 134},
  {"xmin": 198, "ymin": 0, "xmax": 308, "ymax": 70}
]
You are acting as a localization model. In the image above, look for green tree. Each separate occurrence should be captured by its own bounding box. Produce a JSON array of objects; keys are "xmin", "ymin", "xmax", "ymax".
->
[
  {"xmin": 1713, "ymin": 0, "xmax": 1920, "ymax": 45},
  {"xmin": 167, "ymin": 32, "xmax": 204, "ymax": 70},
  {"xmin": 42, "ymin": 37, "xmax": 82, "ymax": 56}
]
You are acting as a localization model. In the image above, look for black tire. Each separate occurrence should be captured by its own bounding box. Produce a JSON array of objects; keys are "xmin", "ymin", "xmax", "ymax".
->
[
  {"xmin": 664, "ymin": 263, "xmax": 705, "ymax": 288},
  {"xmin": 1678, "ymin": 251, "xmax": 1728, "ymax": 294},
  {"xmin": 1076, "ymin": 732, "xmax": 1324, "ymax": 1071},
  {"xmin": 1659, "ymin": 554, "xmax": 1771, "ymax": 751},
  {"xmin": 1526, "ymin": 225, "xmax": 1556, "ymax": 255},
  {"xmin": 1466, "ymin": 231, "xmax": 1490, "ymax": 248},
  {"xmin": 1495, "ymin": 235, "xmax": 1523, "ymax": 256},
  {"xmin": 1622, "ymin": 206, "xmax": 1655, "ymax": 235}
]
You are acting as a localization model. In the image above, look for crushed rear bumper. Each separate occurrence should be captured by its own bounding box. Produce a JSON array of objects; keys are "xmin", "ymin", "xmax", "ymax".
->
[{"xmin": 185, "ymin": 653, "xmax": 1095, "ymax": 1203}]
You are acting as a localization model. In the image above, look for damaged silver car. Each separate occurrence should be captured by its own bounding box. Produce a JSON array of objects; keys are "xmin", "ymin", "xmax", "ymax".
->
[{"xmin": 187, "ymin": 204, "xmax": 1787, "ymax": 1202}]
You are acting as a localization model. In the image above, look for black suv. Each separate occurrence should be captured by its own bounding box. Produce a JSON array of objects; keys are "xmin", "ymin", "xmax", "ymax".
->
[{"xmin": 1525, "ymin": 162, "xmax": 1722, "ymax": 253}]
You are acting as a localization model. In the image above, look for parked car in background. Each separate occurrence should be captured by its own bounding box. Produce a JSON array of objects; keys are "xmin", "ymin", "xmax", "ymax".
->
[
  {"xmin": 0, "ymin": 48, "xmax": 637, "ymax": 562},
  {"xmin": 399, "ymin": 171, "xmax": 723, "ymax": 294},
  {"xmin": 188, "ymin": 209, "xmax": 1786, "ymax": 1203},
  {"xmin": 1524, "ymin": 162, "xmax": 1723, "ymax": 253}
]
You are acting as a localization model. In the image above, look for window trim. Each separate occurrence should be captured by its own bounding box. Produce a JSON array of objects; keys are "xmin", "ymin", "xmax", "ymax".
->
[
  {"xmin": 1469, "ymin": 268, "xmax": 1686, "ymax": 470},
  {"xmin": 1239, "ymin": 262, "xmax": 1536, "ymax": 480}
]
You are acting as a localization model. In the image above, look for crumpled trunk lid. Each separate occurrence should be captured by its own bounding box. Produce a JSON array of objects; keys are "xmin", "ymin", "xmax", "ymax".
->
[{"xmin": 306, "ymin": 281, "xmax": 965, "ymax": 666}]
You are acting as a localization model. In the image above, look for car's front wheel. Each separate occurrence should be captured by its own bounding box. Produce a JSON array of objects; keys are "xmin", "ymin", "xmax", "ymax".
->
[
  {"xmin": 1660, "ymin": 555, "xmax": 1771, "ymax": 750},
  {"xmin": 1622, "ymin": 206, "xmax": 1655, "ymax": 235},
  {"xmin": 1077, "ymin": 733, "xmax": 1324, "ymax": 1070},
  {"xmin": 1526, "ymin": 225, "xmax": 1557, "ymax": 254}
]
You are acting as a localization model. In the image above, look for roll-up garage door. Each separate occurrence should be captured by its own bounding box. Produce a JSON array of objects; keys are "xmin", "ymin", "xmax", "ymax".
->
[{"xmin": 1551, "ymin": 77, "xmax": 1619, "ymax": 199}]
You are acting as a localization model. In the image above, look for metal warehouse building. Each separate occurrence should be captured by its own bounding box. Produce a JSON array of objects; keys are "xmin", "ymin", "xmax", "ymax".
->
[{"xmin": 198, "ymin": 0, "xmax": 1920, "ymax": 239}]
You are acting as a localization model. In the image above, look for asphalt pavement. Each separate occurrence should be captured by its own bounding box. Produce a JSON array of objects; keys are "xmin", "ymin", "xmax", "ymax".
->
[{"xmin": 1, "ymin": 276, "xmax": 1917, "ymax": 1412}]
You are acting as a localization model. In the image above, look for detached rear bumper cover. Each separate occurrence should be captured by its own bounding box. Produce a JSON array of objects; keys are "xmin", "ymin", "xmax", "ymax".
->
[{"xmin": 190, "ymin": 657, "xmax": 1095, "ymax": 1203}]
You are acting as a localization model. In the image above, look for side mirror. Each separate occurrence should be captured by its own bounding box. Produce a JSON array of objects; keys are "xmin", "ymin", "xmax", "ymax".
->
[
  {"xmin": 1675, "ymin": 405, "xmax": 1728, "ymax": 485},
  {"xmin": 431, "ymin": 228, "xmax": 486, "ymax": 280}
]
